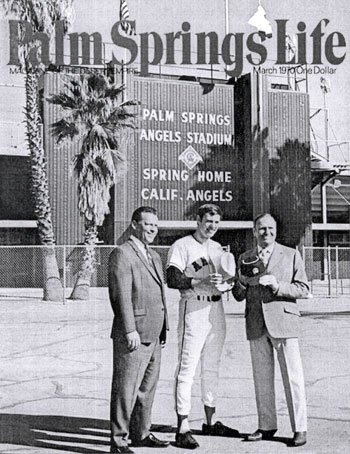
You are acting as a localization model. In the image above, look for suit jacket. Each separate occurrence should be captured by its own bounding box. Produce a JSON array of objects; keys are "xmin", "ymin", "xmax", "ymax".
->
[
  {"xmin": 232, "ymin": 242, "xmax": 309, "ymax": 340},
  {"xmin": 108, "ymin": 239, "xmax": 168, "ymax": 343}
]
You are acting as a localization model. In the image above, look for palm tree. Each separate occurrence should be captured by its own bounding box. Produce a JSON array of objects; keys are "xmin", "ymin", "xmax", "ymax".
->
[
  {"xmin": 1, "ymin": 0, "xmax": 75, "ymax": 301},
  {"xmin": 48, "ymin": 73, "xmax": 138, "ymax": 300}
]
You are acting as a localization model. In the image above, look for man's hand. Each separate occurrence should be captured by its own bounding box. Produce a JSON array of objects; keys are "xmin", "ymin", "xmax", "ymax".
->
[
  {"xmin": 125, "ymin": 330, "xmax": 141, "ymax": 351},
  {"xmin": 193, "ymin": 273, "xmax": 223, "ymax": 289},
  {"xmin": 208, "ymin": 273, "xmax": 223, "ymax": 286},
  {"xmin": 215, "ymin": 281, "xmax": 234, "ymax": 293},
  {"xmin": 259, "ymin": 274, "xmax": 279, "ymax": 293}
]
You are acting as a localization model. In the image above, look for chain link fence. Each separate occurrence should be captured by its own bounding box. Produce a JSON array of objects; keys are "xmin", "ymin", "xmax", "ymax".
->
[
  {"xmin": 0, "ymin": 245, "xmax": 171, "ymax": 301},
  {"xmin": 303, "ymin": 246, "xmax": 350, "ymax": 296},
  {"xmin": 0, "ymin": 245, "xmax": 349, "ymax": 300}
]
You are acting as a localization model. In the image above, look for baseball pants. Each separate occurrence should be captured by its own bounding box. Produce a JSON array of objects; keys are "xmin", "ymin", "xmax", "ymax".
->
[{"xmin": 175, "ymin": 295, "xmax": 226, "ymax": 415}]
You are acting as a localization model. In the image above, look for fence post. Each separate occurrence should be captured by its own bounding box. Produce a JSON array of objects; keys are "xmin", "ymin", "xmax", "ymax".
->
[
  {"xmin": 327, "ymin": 246, "xmax": 331, "ymax": 297},
  {"xmin": 63, "ymin": 245, "xmax": 66, "ymax": 304},
  {"xmin": 335, "ymin": 246, "xmax": 339, "ymax": 297},
  {"xmin": 301, "ymin": 245, "xmax": 310, "ymax": 292}
]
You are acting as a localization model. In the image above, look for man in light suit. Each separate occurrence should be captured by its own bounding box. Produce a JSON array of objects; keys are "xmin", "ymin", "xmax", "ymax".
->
[
  {"xmin": 108, "ymin": 206, "xmax": 169, "ymax": 454},
  {"xmin": 233, "ymin": 213, "xmax": 309, "ymax": 447}
]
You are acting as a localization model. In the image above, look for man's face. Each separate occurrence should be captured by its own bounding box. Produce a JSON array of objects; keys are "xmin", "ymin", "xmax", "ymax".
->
[
  {"xmin": 132, "ymin": 212, "xmax": 158, "ymax": 245},
  {"xmin": 253, "ymin": 215, "xmax": 277, "ymax": 248},
  {"xmin": 196, "ymin": 213, "xmax": 221, "ymax": 240}
]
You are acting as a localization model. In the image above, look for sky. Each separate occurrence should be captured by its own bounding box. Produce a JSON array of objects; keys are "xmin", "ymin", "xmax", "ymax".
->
[{"xmin": 1, "ymin": 0, "xmax": 349, "ymax": 162}]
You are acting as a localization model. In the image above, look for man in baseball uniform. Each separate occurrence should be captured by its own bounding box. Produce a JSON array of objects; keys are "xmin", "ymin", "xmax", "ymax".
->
[{"xmin": 167, "ymin": 204, "xmax": 238, "ymax": 450}]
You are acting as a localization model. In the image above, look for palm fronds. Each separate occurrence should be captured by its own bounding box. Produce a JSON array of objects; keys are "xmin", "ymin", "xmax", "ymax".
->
[{"xmin": 49, "ymin": 72, "xmax": 139, "ymax": 228}]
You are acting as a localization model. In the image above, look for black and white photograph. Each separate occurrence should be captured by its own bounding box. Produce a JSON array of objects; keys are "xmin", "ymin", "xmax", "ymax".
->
[{"xmin": 0, "ymin": 0, "xmax": 349, "ymax": 452}]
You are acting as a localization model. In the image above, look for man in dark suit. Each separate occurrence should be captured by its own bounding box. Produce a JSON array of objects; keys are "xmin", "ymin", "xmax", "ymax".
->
[
  {"xmin": 108, "ymin": 206, "xmax": 169, "ymax": 454},
  {"xmin": 233, "ymin": 213, "xmax": 309, "ymax": 447}
]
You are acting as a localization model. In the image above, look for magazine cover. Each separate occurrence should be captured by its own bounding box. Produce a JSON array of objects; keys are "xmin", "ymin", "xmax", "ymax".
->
[{"xmin": 0, "ymin": 0, "xmax": 349, "ymax": 452}]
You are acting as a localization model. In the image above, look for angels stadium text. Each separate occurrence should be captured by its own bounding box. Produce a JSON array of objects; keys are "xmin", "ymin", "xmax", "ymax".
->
[
  {"xmin": 141, "ymin": 188, "xmax": 233, "ymax": 202},
  {"xmin": 8, "ymin": 19, "xmax": 346, "ymax": 78},
  {"xmin": 140, "ymin": 109, "xmax": 232, "ymax": 144},
  {"xmin": 139, "ymin": 130, "xmax": 232, "ymax": 145}
]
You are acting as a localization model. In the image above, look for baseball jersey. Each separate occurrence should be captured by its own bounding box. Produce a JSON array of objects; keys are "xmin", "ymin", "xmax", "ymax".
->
[{"xmin": 167, "ymin": 235, "xmax": 224, "ymax": 298}]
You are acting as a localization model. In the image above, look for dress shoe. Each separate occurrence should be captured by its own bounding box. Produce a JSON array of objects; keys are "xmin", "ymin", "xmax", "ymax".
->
[
  {"xmin": 202, "ymin": 421, "xmax": 240, "ymax": 437},
  {"xmin": 246, "ymin": 429, "xmax": 277, "ymax": 441},
  {"xmin": 175, "ymin": 431, "xmax": 200, "ymax": 449},
  {"xmin": 289, "ymin": 431, "xmax": 307, "ymax": 447},
  {"xmin": 132, "ymin": 433, "xmax": 170, "ymax": 448},
  {"xmin": 110, "ymin": 446, "xmax": 134, "ymax": 454}
]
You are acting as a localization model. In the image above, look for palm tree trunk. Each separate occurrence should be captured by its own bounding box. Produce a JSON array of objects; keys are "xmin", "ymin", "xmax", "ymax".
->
[
  {"xmin": 25, "ymin": 70, "xmax": 63, "ymax": 301},
  {"xmin": 69, "ymin": 220, "xmax": 98, "ymax": 300}
]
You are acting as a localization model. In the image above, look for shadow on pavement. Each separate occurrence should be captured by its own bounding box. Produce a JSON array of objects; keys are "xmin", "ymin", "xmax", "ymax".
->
[
  {"xmin": 0, "ymin": 413, "xmax": 110, "ymax": 453},
  {"xmin": 152, "ymin": 426, "xmax": 291, "ymax": 448},
  {"xmin": 151, "ymin": 424, "xmax": 244, "ymax": 437},
  {"xmin": 0, "ymin": 415, "xmax": 294, "ymax": 451}
]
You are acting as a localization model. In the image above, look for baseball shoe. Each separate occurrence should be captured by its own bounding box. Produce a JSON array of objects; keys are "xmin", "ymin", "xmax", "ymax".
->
[
  {"xmin": 175, "ymin": 431, "xmax": 200, "ymax": 449},
  {"xmin": 202, "ymin": 421, "xmax": 240, "ymax": 437}
]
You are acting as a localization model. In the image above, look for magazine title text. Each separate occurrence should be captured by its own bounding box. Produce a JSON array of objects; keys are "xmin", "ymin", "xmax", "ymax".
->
[{"xmin": 8, "ymin": 19, "xmax": 346, "ymax": 77}]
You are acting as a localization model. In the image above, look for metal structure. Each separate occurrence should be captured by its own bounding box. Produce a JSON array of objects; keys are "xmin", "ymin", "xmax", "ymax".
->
[
  {"xmin": 310, "ymin": 77, "xmax": 350, "ymax": 254},
  {"xmin": 233, "ymin": 72, "xmax": 311, "ymax": 249}
]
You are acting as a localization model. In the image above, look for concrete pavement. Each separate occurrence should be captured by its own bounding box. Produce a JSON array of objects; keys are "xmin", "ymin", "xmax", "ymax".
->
[{"xmin": 0, "ymin": 288, "xmax": 349, "ymax": 453}]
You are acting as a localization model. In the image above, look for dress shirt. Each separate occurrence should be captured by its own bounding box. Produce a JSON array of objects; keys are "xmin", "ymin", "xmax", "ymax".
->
[
  {"xmin": 130, "ymin": 235, "xmax": 150, "ymax": 263},
  {"xmin": 258, "ymin": 243, "xmax": 275, "ymax": 265}
]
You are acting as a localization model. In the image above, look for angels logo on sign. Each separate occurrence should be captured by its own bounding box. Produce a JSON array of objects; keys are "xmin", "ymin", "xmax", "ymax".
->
[{"xmin": 179, "ymin": 145, "xmax": 203, "ymax": 170}]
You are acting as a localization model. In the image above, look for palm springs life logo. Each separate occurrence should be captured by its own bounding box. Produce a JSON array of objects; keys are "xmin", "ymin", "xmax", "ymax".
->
[{"xmin": 8, "ymin": 19, "xmax": 346, "ymax": 77}]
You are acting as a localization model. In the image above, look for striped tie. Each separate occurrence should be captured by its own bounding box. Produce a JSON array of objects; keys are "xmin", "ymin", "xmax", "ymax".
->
[
  {"xmin": 145, "ymin": 245, "xmax": 154, "ymax": 267},
  {"xmin": 259, "ymin": 248, "xmax": 270, "ymax": 266}
]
